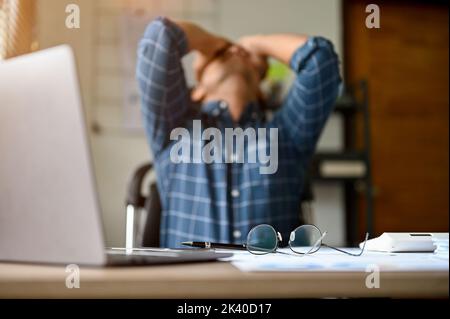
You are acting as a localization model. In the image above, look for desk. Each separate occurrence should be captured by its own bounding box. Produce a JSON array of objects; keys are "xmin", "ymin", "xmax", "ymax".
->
[{"xmin": 0, "ymin": 261, "xmax": 447, "ymax": 298}]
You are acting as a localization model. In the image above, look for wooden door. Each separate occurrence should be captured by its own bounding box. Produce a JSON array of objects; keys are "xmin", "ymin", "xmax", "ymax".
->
[{"xmin": 344, "ymin": 0, "xmax": 449, "ymax": 235}]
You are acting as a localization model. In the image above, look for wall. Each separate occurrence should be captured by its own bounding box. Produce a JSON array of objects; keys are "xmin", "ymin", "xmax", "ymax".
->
[{"xmin": 37, "ymin": 0, "xmax": 344, "ymax": 246}]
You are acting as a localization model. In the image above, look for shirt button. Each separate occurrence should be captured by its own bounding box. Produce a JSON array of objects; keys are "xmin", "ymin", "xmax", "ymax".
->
[
  {"xmin": 231, "ymin": 189, "xmax": 240, "ymax": 198},
  {"xmin": 227, "ymin": 153, "xmax": 235, "ymax": 163},
  {"xmin": 219, "ymin": 100, "xmax": 228, "ymax": 110},
  {"xmin": 212, "ymin": 108, "xmax": 220, "ymax": 116},
  {"xmin": 233, "ymin": 230, "xmax": 241, "ymax": 239}
]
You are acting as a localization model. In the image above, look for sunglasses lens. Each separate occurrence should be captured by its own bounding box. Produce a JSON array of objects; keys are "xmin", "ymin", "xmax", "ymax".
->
[
  {"xmin": 246, "ymin": 224, "xmax": 277, "ymax": 255},
  {"xmin": 289, "ymin": 225, "xmax": 322, "ymax": 254}
]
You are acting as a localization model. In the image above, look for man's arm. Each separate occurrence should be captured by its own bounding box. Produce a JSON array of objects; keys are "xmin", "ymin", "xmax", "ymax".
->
[
  {"xmin": 136, "ymin": 17, "xmax": 228, "ymax": 158},
  {"xmin": 241, "ymin": 34, "xmax": 342, "ymax": 159}
]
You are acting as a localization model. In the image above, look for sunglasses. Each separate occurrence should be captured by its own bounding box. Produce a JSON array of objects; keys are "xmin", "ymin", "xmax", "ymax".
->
[{"xmin": 246, "ymin": 224, "xmax": 369, "ymax": 256}]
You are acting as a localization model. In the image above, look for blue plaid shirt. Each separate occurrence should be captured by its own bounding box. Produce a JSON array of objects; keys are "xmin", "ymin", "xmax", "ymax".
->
[{"xmin": 137, "ymin": 17, "xmax": 341, "ymax": 248}]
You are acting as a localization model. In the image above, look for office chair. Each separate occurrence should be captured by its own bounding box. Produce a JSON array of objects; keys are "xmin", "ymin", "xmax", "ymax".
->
[{"xmin": 124, "ymin": 162, "xmax": 315, "ymax": 249}]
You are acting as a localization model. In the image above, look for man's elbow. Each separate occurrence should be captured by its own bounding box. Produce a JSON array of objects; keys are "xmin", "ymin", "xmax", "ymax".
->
[
  {"xmin": 141, "ymin": 16, "xmax": 172, "ymax": 42},
  {"xmin": 315, "ymin": 39, "xmax": 342, "ymax": 97}
]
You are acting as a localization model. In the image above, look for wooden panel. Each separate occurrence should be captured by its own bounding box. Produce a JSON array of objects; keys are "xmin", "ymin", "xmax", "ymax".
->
[{"xmin": 344, "ymin": 1, "xmax": 449, "ymax": 235}]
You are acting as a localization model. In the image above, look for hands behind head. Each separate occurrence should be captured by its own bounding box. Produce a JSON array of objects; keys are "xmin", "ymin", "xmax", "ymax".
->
[
  {"xmin": 193, "ymin": 34, "xmax": 268, "ymax": 82},
  {"xmin": 238, "ymin": 35, "xmax": 264, "ymax": 55},
  {"xmin": 193, "ymin": 35, "xmax": 232, "ymax": 82},
  {"xmin": 237, "ymin": 35, "xmax": 269, "ymax": 80}
]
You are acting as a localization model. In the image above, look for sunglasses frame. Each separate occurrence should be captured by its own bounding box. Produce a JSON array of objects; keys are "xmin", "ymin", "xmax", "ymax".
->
[{"xmin": 246, "ymin": 223, "xmax": 369, "ymax": 257}]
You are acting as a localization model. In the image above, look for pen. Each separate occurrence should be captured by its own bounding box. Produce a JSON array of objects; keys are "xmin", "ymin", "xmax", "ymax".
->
[{"xmin": 182, "ymin": 241, "xmax": 247, "ymax": 250}]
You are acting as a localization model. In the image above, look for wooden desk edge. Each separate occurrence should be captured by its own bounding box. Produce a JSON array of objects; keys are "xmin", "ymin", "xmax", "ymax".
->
[{"xmin": 0, "ymin": 262, "xmax": 448, "ymax": 299}]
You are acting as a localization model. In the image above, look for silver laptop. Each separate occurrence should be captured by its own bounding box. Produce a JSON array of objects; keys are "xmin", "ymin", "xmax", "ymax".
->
[{"xmin": 0, "ymin": 45, "xmax": 231, "ymax": 266}]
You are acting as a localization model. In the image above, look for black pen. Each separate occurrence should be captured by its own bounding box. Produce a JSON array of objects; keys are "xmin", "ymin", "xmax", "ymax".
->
[{"xmin": 182, "ymin": 241, "xmax": 247, "ymax": 250}]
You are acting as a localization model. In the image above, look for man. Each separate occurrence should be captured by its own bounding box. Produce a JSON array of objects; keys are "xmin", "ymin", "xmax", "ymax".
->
[{"xmin": 136, "ymin": 16, "xmax": 341, "ymax": 248}]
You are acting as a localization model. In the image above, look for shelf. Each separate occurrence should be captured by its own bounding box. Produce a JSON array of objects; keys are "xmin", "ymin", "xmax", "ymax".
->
[
  {"xmin": 333, "ymin": 93, "xmax": 363, "ymax": 115},
  {"xmin": 310, "ymin": 151, "xmax": 368, "ymax": 181}
]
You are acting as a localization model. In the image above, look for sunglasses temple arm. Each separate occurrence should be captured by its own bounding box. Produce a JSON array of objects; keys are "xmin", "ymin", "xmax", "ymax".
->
[{"xmin": 322, "ymin": 233, "xmax": 370, "ymax": 256}]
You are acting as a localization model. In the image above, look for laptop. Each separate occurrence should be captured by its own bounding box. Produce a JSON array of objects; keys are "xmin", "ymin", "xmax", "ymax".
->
[{"xmin": 0, "ymin": 45, "xmax": 232, "ymax": 266}]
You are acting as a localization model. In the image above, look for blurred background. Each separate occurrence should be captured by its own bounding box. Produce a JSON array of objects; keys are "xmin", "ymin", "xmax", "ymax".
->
[{"xmin": 1, "ymin": 0, "xmax": 448, "ymax": 247}]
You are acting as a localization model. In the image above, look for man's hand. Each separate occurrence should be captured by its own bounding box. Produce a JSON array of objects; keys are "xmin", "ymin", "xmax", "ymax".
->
[
  {"xmin": 174, "ymin": 20, "xmax": 232, "ymax": 81},
  {"xmin": 237, "ymin": 36, "xmax": 269, "ymax": 79},
  {"xmin": 239, "ymin": 34, "xmax": 308, "ymax": 66},
  {"xmin": 175, "ymin": 20, "xmax": 230, "ymax": 57},
  {"xmin": 238, "ymin": 35, "xmax": 266, "ymax": 57}
]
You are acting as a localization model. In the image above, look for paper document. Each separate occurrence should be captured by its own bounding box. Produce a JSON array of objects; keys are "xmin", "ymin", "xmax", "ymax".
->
[{"xmin": 219, "ymin": 245, "xmax": 449, "ymax": 272}]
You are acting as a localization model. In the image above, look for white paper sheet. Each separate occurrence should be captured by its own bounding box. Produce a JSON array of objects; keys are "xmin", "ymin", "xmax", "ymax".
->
[{"xmin": 219, "ymin": 246, "xmax": 449, "ymax": 272}]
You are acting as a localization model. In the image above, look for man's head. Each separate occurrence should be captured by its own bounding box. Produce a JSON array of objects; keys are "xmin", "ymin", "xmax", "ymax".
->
[{"xmin": 191, "ymin": 43, "xmax": 268, "ymax": 114}]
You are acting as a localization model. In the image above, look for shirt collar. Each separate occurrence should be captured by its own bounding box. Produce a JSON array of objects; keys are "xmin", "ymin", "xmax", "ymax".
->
[{"xmin": 200, "ymin": 100, "xmax": 263, "ymax": 126}]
